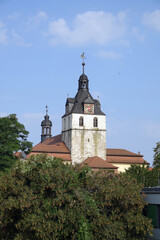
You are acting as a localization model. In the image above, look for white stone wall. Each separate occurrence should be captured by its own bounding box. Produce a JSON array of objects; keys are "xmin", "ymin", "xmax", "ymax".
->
[
  {"xmin": 61, "ymin": 130, "xmax": 71, "ymax": 151},
  {"xmin": 111, "ymin": 163, "xmax": 147, "ymax": 173},
  {"xmin": 61, "ymin": 115, "xmax": 72, "ymax": 150},
  {"xmin": 71, "ymin": 114, "xmax": 106, "ymax": 130},
  {"xmin": 71, "ymin": 128, "xmax": 106, "ymax": 164},
  {"xmin": 72, "ymin": 113, "xmax": 106, "ymax": 164},
  {"xmin": 111, "ymin": 163, "xmax": 130, "ymax": 173},
  {"xmin": 62, "ymin": 115, "xmax": 72, "ymax": 131},
  {"xmin": 62, "ymin": 113, "xmax": 106, "ymax": 164}
]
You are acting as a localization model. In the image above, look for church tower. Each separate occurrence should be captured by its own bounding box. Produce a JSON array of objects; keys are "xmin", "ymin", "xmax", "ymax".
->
[
  {"xmin": 41, "ymin": 106, "xmax": 52, "ymax": 142},
  {"xmin": 62, "ymin": 55, "xmax": 106, "ymax": 164}
]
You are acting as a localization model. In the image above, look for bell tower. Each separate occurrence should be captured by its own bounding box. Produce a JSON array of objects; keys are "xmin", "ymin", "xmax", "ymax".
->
[
  {"xmin": 62, "ymin": 53, "xmax": 106, "ymax": 164},
  {"xmin": 41, "ymin": 106, "xmax": 52, "ymax": 142}
]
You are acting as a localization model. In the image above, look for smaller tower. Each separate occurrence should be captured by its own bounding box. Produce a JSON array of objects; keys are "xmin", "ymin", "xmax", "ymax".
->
[{"xmin": 41, "ymin": 106, "xmax": 52, "ymax": 142}]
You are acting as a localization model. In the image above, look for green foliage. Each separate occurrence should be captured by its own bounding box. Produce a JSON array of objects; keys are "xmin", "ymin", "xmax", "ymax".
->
[
  {"xmin": 0, "ymin": 155, "xmax": 153, "ymax": 239},
  {"xmin": 153, "ymin": 142, "xmax": 160, "ymax": 167},
  {"xmin": 124, "ymin": 164, "xmax": 160, "ymax": 187},
  {"xmin": 0, "ymin": 114, "xmax": 32, "ymax": 172},
  {"xmin": 78, "ymin": 216, "xmax": 91, "ymax": 240}
]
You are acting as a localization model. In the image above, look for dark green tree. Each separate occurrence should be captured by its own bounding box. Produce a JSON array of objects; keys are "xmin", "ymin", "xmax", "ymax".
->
[
  {"xmin": 0, "ymin": 155, "xmax": 153, "ymax": 239},
  {"xmin": 0, "ymin": 114, "xmax": 32, "ymax": 172},
  {"xmin": 124, "ymin": 164, "xmax": 159, "ymax": 187},
  {"xmin": 124, "ymin": 164, "xmax": 148, "ymax": 185},
  {"xmin": 153, "ymin": 142, "xmax": 160, "ymax": 167}
]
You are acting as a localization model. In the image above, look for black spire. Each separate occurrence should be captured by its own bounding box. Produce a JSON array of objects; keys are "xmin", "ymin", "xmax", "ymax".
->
[
  {"xmin": 62, "ymin": 54, "xmax": 105, "ymax": 117},
  {"xmin": 78, "ymin": 52, "xmax": 89, "ymax": 90},
  {"xmin": 41, "ymin": 106, "xmax": 52, "ymax": 142}
]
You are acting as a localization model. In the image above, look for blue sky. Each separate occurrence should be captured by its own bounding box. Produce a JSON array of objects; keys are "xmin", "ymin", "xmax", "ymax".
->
[{"xmin": 0, "ymin": 0, "xmax": 160, "ymax": 165}]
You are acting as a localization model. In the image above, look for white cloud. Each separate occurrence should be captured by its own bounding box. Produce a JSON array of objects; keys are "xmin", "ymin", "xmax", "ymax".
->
[
  {"xmin": 0, "ymin": 21, "xmax": 31, "ymax": 47},
  {"xmin": 27, "ymin": 11, "xmax": 48, "ymax": 30},
  {"xmin": 97, "ymin": 50, "xmax": 123, "ymax": 59},
  {"xmin": 142, "ymin": 10, "xmax": 160, "ymax": 32},
  {"xmin": 47, "ymin": 11, "xmax": 127, "ymax": 46},
  {"xmin": 11, "ymin": 29, "xmax": 32, "ymax": 47},
  {"xmin": 36, "ymin": 11, "xmax": 48, "ymax": 21},
  {"xmin": 0, "ymin": 22, "xmax": 8, "ymax": 44},
  {"xmin": 8, "ymin": 12, "xmax": 20, "ymax": 20},
  {"xmin": 131, "ymin": 27, "xmax": 145, "ymax": 42}
]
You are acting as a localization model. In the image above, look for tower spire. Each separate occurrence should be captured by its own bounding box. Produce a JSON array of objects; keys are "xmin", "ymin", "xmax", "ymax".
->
[
  {"xmin": 41, "ymin": 106, "xmax": 52, "ymax": 142},
  {"xmin": 81, "ymin": 52, "xmax": 86, "ymax": 74},
  {"xmin": 79, "ymin": 52, "xmax": 89, "ymax": 90},
  {"xmin": 46, "ymin": 105, "xmax": 48, "ymax": 115}
]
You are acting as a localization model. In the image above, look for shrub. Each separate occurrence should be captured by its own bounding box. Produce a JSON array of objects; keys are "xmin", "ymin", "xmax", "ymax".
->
[{"xmin": 0, "ymin": 155, "xmax": 153, "ymax": 239}]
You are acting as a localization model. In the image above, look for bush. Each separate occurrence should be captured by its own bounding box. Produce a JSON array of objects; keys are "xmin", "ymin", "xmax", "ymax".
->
[{"xmin": 0, "ymin": 155, "xmax": 153, "ymax": 239}]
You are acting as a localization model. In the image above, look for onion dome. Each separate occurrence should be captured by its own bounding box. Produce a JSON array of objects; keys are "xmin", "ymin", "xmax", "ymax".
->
[{"xmin": 41, "ymin": 114, "xmax": 52, "ymax": 127}]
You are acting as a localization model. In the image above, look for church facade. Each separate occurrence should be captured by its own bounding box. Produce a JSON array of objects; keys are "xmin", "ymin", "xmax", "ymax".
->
[
  {"xmin": 27, "ymin": 60, "xmax": 148, "ymax": 172},
  {"xmin": 61, "ymin": 62, "xmax": 106, "ymax": 164}
]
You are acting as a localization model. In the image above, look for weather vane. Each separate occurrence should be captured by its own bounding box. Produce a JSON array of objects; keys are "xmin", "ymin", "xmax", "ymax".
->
[
  {"xmin": 46, "ymin": 105, "xmax": 48, "ymax": 115},
  {"xmin": 81, "ymin": 52, "xmax": 86, "ymax": 74}
]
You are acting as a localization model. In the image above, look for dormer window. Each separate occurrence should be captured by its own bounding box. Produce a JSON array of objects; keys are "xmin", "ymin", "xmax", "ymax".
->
[
  {"xmin": 93, "ymin": 117, "xmax": 98, "ymax": 127},
  {"xmin": 79, "ymin": 116, "xmax": 83, "ymax": 126}
]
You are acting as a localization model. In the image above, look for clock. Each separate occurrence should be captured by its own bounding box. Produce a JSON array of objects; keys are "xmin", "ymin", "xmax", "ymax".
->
[{"xmin": 84, "ymin": 104, "xmax": 94, "ymax": 114}]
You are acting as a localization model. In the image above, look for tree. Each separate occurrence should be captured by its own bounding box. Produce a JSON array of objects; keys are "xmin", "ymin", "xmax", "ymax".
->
[
  {"xmin": 153, "ymin": 142, "xmax": 160, "ymax": 167},
  {"xmin": 0, "ymin": 114, "xmax": 32, "ymax": 172},
  {"xmin": 124, "ymin": 164, "xmax": 159, "ymax": 187},
  {"xmin": 0, "ymin": 155, "xmax": 153, "ymax": 239},
  {"xmin": 124, "ymin": 164, "xmax": 148, "ymax": 185}
]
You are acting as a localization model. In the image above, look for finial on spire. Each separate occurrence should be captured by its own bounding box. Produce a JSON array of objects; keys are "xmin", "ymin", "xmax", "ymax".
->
[
  {"xmin": 46, "ymin": 105, "xmax": 48, "ymax": 115},
  {"xmin": 81, "ymin": 52, "xmax": 86, "ymax": 74}
]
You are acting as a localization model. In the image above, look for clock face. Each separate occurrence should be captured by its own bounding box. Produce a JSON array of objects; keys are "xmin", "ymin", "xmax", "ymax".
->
[{"xmin": 84, "ymin": 104, "xmax": 94, "ymax": 114}]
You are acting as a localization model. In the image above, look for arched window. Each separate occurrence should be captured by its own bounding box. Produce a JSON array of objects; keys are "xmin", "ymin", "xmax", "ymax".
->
[
  {"xmin": 68, "ymin": 117, "xmax": 70, "ymax": 128},
  {"xmin": 47, "ymin": 127, "xmax": 49, "ymax": 134},
  {"xmin": 93, "ymin": 117, "xmax": 98, "ymax": 127},
  {"xmin": 44, "ymin": 127, "xmax": 46, "ymax": 134},
  {"xmin": 79, "ymin": 116, "xmax": 83, "ymax": 126}
]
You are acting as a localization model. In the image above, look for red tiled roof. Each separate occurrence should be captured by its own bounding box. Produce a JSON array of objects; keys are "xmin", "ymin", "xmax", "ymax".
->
[
  {"xmin": 107, "ymin": 156, "xmax": 148, "ymax": 164},
  {"xmin": 27, "ymin": 134, "xmax": 71, "ymax": 161},
  {"xmin": 14, "ymin": 152, "xmax": 22, "ymax": 158},
  {"xmin": 32, "ymin": 134, "xmax": 69, "ymax": 153},
  {"xmin": 82, "ymin": 156, "xmax": 118, "ymax": 169},
  {"xmin": 27, "ymin": 152, "xmax": 71, "ymax": 161},
  {"xmin": 39, "ymin": 134, "xmax": 62, "ymax": 145},
  {"xmin": 32, "ymin": 143, "xmax": 69, "ymax": 153},
  {"xmin": 148, "ymin": 167, "xmax": 153, "ymax": 171},
  {"xmin": 106, "ymin": 148, "xmax": 143, "ymax": 157}
]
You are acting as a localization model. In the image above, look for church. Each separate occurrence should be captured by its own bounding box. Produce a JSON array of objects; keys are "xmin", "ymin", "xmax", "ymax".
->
[{"xmin": 27, "ymin": 58, "xmax": 148, "ymax": 172}]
